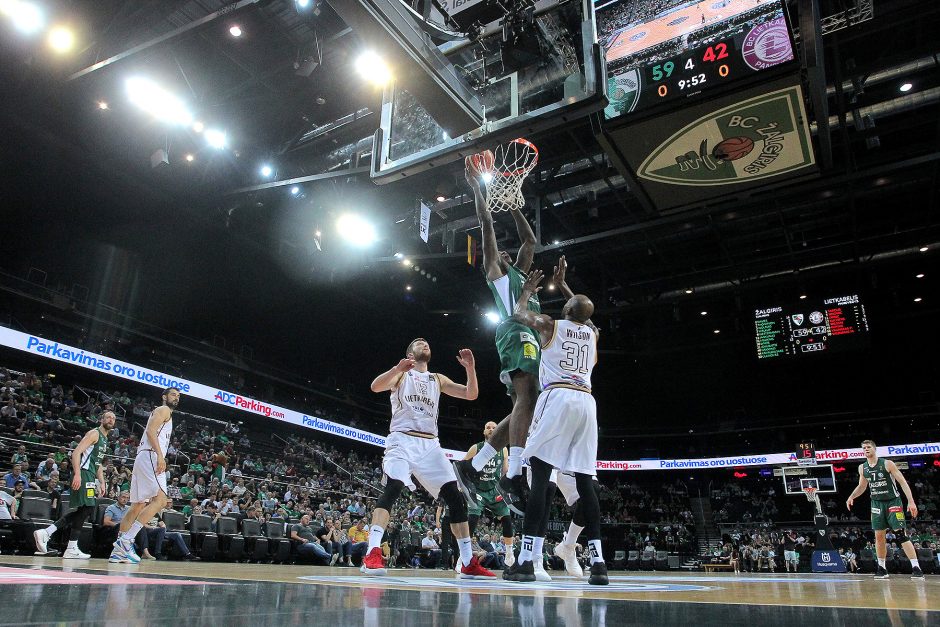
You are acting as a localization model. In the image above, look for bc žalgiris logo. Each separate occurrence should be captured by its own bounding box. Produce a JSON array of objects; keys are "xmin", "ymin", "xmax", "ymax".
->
[
  {"xmin": 605, "ymin": 68, "xmax": 641, "ymax": 118},
  {"xmin": 636, "ymin": 85, "xmax": 815, "ymax": 186}
]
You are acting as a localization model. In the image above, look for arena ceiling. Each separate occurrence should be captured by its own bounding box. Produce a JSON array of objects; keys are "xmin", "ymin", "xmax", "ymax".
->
[{"xmin": 1, "ymin": 0, "xmax": 939, "ymax": 429}]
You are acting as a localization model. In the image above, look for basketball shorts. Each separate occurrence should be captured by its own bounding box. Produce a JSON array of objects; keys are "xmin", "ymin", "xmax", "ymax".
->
[
  {"xmin": 130, "ymin": 450, "xmax": 168, "ymax": 503},
  {"xmin": 468, "ymin": 486, "xmax": 511, "ymax": 518},
  {"xmin": 69, "ymin": 469, "xmax": 99, "ymax": 508},
  {"xmin": 524, "ymin": 388, "xmax": 598, "ymax": 476},
  {"xmin": 871, "ymin": 497, "xmax": 906, "ymax": 531},
  {"xmin": 494, "ymin": 319, "xmax": 541, "ymax": 393},
  {"xmin": 784, "ymin": 550, "xmax": 799, "ymax": 562},
  {"xmin": 383, "ymin": 432, "xmax": 457, "ymax": 499}
]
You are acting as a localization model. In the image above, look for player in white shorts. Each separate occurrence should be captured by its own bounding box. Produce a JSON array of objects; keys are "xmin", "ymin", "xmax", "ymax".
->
[
  {"xmin": 109, "ymin": 386, "xmax": 178, "ymax": 564},
  {"xmin": 359, "ymin": 338, "xmax": 495, "ymax": 580},
  {"xmin": 503, "ymin": 266, "xmax": 608, "ymax": 585}
]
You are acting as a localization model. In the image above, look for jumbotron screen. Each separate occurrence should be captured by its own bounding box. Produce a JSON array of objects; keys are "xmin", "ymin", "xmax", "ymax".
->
[
  {"xmin": 754, "ymin": 295, "xmax": 871, "ymax": 360},
  {"xmin": 597, "ymin": 0, "xmax": 795, "ymax": 118}
]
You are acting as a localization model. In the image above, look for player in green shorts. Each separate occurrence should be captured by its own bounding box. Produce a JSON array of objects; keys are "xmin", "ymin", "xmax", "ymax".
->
[
  {"xmin": 846, "ymin": 439, "xmax": 923, "ymax": 579},
  {"xmin": 33, "ymin": 411, "xmax": 115, "ymax": 559},
  {"xmin": 463, "ymin": 421, "xmax": 516, "ymax": 567},
  {"xmin": 455, "ymin": 151, "xmax": 541, "ymax": 512}
]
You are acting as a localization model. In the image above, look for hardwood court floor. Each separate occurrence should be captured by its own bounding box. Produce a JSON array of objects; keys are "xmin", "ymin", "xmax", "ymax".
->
[{"xmin": 0, "ymin": 556, "xmax": 936, "ymax": 625}]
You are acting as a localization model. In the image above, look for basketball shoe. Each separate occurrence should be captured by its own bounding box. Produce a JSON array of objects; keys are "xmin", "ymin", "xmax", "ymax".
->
[
  {"xmin": 496, "ymin": 475, "xmax": 528, "ymax": 515},
  {"xmin": 63, "ymin": 546, "xmax": 91, "ymax": 559},
  {"xmin": 533, "ymin": 559, "xmax": 552, "ymax": 582},
  {"xmin": 874, "ymin": 566, "xmax": 889, "ymax": 579},
  {"xmin": 911, "ymin": 566, "xmax": 924, "ymax": 579},
  {"xmin": 553, "ymin": 542, "xmax": 584, "ymax": 577},
  {"xmin": 33, "ymin": 528, "xmax": 50, "ymax": 555},
  {"xmin": 360, "ymin": 547, "xmax": 387, "ymax": 576},
  {"xmin": 452, "ymin": 460, "xmax": 481, "ymax": 508},
  {"xmin": 502, "ymin": 559, "xmax": 536, "ymax": 582},
  {"xmin": 458, "ymin": 555, "xmax": 496, "ymax": 579},
  {"xmin": 589, "ymin": 561, "xmax": 609, "ymax": 586}
]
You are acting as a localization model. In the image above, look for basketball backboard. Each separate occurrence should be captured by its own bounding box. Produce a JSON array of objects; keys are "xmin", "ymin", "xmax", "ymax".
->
[
  {"xmin": 371, "ymin": 0, "xmax": 606, "ymax": 182},
  {"xmin": 780, "ymin": 464, "xmax": 837, "ymax": 495}
]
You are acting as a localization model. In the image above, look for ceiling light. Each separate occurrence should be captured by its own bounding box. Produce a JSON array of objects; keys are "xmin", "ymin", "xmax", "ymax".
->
[
  {"xmin": 97, "ymin": 101, "xmax": 108, "ymax": 110},
  {"xmin": 205, "ymin": 128, "xmax": 227, "ymax": 149},
  {"xmin": 192, "ymin": 121, "xmax": 204, "ymax": 133},
  {"xmin": 394, "ymin": 252, "xmax": 403, "ymax": 259},
  {"xmin": 315, "ymin": 230, "xmax": 321, "ymax": 237},
  {"xmin": 481, "ymin": 172, "xmax": 493, "ymax": 184},
  {"xmin": 436, "ymin": 195, "xmax": 446, "ymax": 202},
  {"xmin": 484, "ymin": 311, "xmax": 500, "ymax": 324},
  {"xmin": 899, "ymin": 82, "xmax": 913, "ymax": 92},
  {"xmin": 297, "ymin": 0, "xmax": 311, "ymax": 7},
  {"xmin": 290, "ymin": 186, "xmax": 300, "ymax": 195},
  {"xmin": 336, "ymin": 214, "xmax": 377, "ymax": 247},
  {"xmin": 548, "ymin": 283, "xmax": 555, "ymax": 291},
  {"xmin": 799, "ymin": 294, "xmax": 807, "ymax": 300},
  {"xmin": 229, "ymin": 25, "xmax": 242, "ymax": 37},
  {"xmin": 47, "ymin": 26, "xmax": 74, "ymax": 53},
  {"xmin": 700, "ymin": 311, "xmax": 707, "ymax": 316},
  {"xmin": 185, "ymin": 154, "xmax": 194, "ymax": 162},
  {"xmin": 405, "ymin": 285, "xmax": 412, "ymax": 292},
  {"xmin": 260, "ymin": 164, "xmax": 273, "ymax": 177},
  {"xmin": 914, "ymin": 297, "xmax": 922, "ymax": 303},
  {"xmin": 355, "ymin": 50, "xmax": 392, "ymax": 86},
  {"xmin": 919, "ymin": 246, "xmax": 929, "ymax": 252},
  {"xmin": 684, "ymin": 288, "xmax": 693, "ymax": 294},
  {"xmin": 713, "ymin": 329, "xmax": 721, "ymax": 334},
  {"xmin": 552, "ymin": 240, "xmax": 560, "ymax": 245},
  {"xmin": 916, "ymin": 273, "xmax": 925, "ymax": 279},
  {"xmin": 4, "ymin": 1, "xmax": 44, "ymax": 35},
  {"xmin": 402, "ymin": 258, "xmax": 411, "ymax": 266},
  {"xmin": 126, "ymin": 77, "xmax": 193, "ymax": 126},
  {"xmin": 443, "ymin": 313, "xmax": 449, "ymax": 316}
]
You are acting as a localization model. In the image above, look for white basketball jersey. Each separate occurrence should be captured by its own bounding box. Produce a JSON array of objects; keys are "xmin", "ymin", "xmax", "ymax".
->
[
  {"xmin": 138, "ymin": 412, "xmax": 173, "ymax": 456},
  {"xmin": 539, "ymin": 320, "xmax": 597, "ymax": 391},
  {"xmin": 389, "ymin": 370, "xmax": 441, "ymax": 436}
]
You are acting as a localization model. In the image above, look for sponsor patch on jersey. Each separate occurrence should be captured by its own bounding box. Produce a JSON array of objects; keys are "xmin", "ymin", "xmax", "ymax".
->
[
  {"xmin": 519, "ymin": 332, "xmax": 536, "ymax": 344},
  {"xmin": 896, "ymin": 512, "xmax": 905, "ymax": 520},
  {"xmin": 871, "ymin": 507, "xmax": 881, "ymax": 514},
  {"xmin": 888, "ymin": 505, "xmax": 902, "ymax": 513},
  {"xmin": 523, "ymin": 344, "xmax": 537, "ymax": 359},
  {"xmin": 85, "ymin": 481, "xmax": 97, "ymax": 498}
]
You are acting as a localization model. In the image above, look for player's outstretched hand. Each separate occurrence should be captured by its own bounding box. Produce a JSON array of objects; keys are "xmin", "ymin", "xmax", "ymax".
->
[
  {"xmin": 523, "ymin": 269, "xmax": 545, "ymax": 293},
  {"xmin": 908, "ymin": 502, "xmax": 918, "ymax": 518},
  {"xmin": 464, "ymin": 151, "xmax": 494, "ymax": 187},
  {"xmin": 395, "ymin": 358, "xmax": 417, "ymax": 373},
  {"xmin": 553, "ymin": 255, "xmax": 567, "ymax": 286},
  {"xmin": 456, "ymin": 349, "xmax": 475, "ymax": 370},
  {"xmin": 845, "ymin": 497, "xmax": 854, "ymax": 511}
]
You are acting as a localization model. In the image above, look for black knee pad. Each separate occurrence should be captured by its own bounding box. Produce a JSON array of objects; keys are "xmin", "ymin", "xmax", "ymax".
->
[
  {"xmin": 376, "ymin": 479, "xmax": 405, "ymax": 511},
  {"xmin": 501, "ymin": 515, "xmax": 514, "ymax": 538},
  {"xmin": 439, "ymin": 482, "xmax": 468, "ymax": 523},
  {"xmin": 896, "ymin": 529, "xmax": 909, "ymax": 544}
]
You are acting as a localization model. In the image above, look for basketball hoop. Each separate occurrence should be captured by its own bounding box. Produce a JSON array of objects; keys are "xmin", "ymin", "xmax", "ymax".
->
[
  {"xmin": 480, "ymin": 138, "xmax": 539, "ymax": 213},
  {"xmin": 803, "ymin": 487, "xmax": 818, "ymax": 503}
]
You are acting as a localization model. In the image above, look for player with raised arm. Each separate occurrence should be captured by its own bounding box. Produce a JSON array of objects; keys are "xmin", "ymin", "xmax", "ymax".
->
[
  {"xmin": 845, "ymin": 439, "xmax": 923, "ymax": 579},
  {"xmin": 502, "ymin": 267, "xmax": 608, "ymax": 585},
  {"xmin": 33, "ymin": 411, "xmax": 115, "ymax": 559},
  {"xmin": 454, "ymin": 151, "xmax": 540, "ymax": 513},
  {"xmin": 359, "ymin": 339, "xmax": 495, "ymax": 579},
  {"xmin": 109, "ymin": 387, "xmax": 178, "ymax": 564}
]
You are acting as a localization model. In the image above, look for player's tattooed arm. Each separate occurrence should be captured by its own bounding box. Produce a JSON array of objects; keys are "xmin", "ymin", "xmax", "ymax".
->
[{"xmin": 513, "ymin": 269, "xmax": 555, "ymax": 344}]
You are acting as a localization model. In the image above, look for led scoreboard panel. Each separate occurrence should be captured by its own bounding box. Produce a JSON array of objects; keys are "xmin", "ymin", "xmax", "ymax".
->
[
  {"xmin": 755, "ymin": 295, "xmax": 871, "ymax": 360},
  {"xmin": 598, "ymin": 0, "xmax": 795, "ymax": 117}
]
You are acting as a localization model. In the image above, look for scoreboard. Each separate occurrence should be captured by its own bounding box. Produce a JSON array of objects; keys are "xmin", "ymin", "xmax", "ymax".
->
[
  {"xmin": 754, "ymin": 294, "xmax": 871, "ymax": 360},
  {"xmin": 599, "ymin": 0, "xmax": 796, "ymax": 118}
]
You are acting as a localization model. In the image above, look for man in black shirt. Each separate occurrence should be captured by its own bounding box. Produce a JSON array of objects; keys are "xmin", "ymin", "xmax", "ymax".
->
[{"xmin": 316, "ymin": 519, "xmax": 341, "ymax": 566}]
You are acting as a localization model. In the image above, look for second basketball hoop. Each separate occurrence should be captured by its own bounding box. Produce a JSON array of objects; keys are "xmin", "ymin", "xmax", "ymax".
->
[{"xmin": 476, "ymin": 138, "xmax": 539, "ymax": 213}]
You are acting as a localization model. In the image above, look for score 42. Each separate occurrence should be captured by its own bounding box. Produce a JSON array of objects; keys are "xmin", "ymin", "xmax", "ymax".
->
[{"xmin": 651, "ymin": 43, "xmax": 731, "ymax": 96}]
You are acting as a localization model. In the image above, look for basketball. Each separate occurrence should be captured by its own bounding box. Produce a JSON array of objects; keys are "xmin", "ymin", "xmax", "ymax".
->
[{"xmin": 712, "ymin": 136, "xmax": 755, "ymax": 161}]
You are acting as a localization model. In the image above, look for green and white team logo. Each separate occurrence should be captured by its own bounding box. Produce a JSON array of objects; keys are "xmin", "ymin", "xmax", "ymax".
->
[
  {"xmin": 605, "ymin": 68, "xmax": 641, "ymax": 118},
  {"xmin": 637, "ymin": 85, "xmax": 814, "ymax": 186}
]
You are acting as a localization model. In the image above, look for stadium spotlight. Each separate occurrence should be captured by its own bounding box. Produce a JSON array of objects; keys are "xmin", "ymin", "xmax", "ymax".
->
[
  {"xmin": 405, "ymin": 285, "xmax": 412, "ymax": 291},
  {"xmin": 484, "ymin": 311, "xmax": 500, "ymax": 324},
  {"xmin": 229, "ymin": 25, "xmax": 242, "ymax": 37},
  {"xmin": 185, "ymin": 154, "xmax": 194, "ymax": 162},
  {"xmin": 355, "ymin": 50, "xmax": 391, "ymax": 86},
  {"xmin": 336, "ymin": 213, "xmax": 377, "ymax": 247},
  {"xmin": 919, "ymin": 246, "xmax": 929, "ymax": 252},
  {"xmin": 47, "ymin": 26, "xmax": 74, "ymax": 53},
  {"xmin": 914, "ymin": 297, "xmax": 922, "ymax": 303},
  {"xmin": 402, "ymin": 258, "xmax": 412, "ymax": 266},
  {"xmin": 547, "ymin": 283, "xmax": 555, "ymax": 291},
  {"xmin": 290, "ymin": 186, "xmax": 300, "ymax": 196},
  {"xmin": 205, "ymin": 128, "xmax": 227, "ymax": 149},
  {"xmin": 799, "ymin": 294, "xmax": 807, "ymax": 300},
  {"xmin": 192, "ymin": 121, "xmax": 204, "ymax": 133},
  {"xmin": 684, "ymin": 288, "xmax": 693, "ymax": 294},
  {"xmin": 713, "ymin": 329, "xmax": 721, "ymax": 334},
  {"xmin": 436, "ymin": 195, "xmax": 446, "ymax": 202},
  {"xmin": 260, "ymin": 164, "xmax": 273, "ymax": 177},
  {"xmin": 700, "ymin": 311, "xmax": 707, "ymax": 316},
  {"xmin": 916, "ymin": 273, "xmax": 925, "ymax": 279},
  {"xmin": 126, "ymin": 77, "xmax": 193, "ymax": 126},
  {"xmin": 97, "ymin": 101, "xmax": 109, "ymax": 110},
  {"xmin": 3, "ymin": 1, "xmax": 44, "ymax": 35},
  {"xmin": 899, "ymin": 82, "xmax": 913, "ymax": 92},
  {"xmin": 481, "ymin": 172, "xmax": 493, "ymax": 184}
]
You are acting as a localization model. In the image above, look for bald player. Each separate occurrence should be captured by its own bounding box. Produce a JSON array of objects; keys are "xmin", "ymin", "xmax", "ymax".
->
[{"xmin": 462, "ymin": 421, "xmax": 515, "ymax": 567}]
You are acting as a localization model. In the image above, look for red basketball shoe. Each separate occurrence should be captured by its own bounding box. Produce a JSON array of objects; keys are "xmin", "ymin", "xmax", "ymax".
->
[
  {"xmin": 458, "ymin": 555, "xmax": 497, "ymax": 579},
  {"xmin": 360, "ymin": 547, "xmax": 387, "ymax": 576}
]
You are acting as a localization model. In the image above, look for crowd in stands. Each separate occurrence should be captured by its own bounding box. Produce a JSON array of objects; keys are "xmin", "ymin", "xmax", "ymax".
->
[{"xmin": 596, "ymin": 0, "xmax": 688, "ymax": 41}]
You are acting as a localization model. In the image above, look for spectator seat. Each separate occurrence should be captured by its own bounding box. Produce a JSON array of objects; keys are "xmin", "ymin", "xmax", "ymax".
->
[
  {"xmin": 241, "ymin": 519, "xmax": 269, "ymax": 562},
  {"xmin": 188, "ymin": 514, "xmax": 218, "ymax": 560},
  {"xmin": 626, "ymin": 550, "xmax": 639, "ymax": 570},
  {"xmin": 654, "ymin": 550, "xmax": 670, "ymax": 571},
  {"xmin": 216, "ymin": 516, "xmax": 245, "ymax": 561}
]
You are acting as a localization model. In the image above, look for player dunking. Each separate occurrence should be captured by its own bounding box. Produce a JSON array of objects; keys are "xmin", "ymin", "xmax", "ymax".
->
[
  {"xmin": 109, "ymin": 386, "xmax": 178, "ymax": 564},
  {"xmin": 846, "ymin": 440, "xmax": 924, "ymax": 579},
  {"xmin": 503, "ymin": 268, "xmax": 608, "ymax": 585},
  {"xmin": 33, "ymin": 411, "xmax": 115, "ymax": 559},
  {"xmin": 360, "ymin": 339, "xmax": 495, "ymax": 579},
  {"xmin": 461, "ymin": 421, "xmax": 516, "ymax": 568},
  {"xmin": 455, "ymin": 151, "xmax": 540, "ymax": 512}
]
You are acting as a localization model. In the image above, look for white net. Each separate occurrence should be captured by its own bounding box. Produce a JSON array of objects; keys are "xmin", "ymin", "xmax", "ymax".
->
[
  {"xmin": 483, "ymin": 138, "xmax": 539, "ymax": 212},
  {"xmin": 803, "ymin": 487, "xmax": 818, "ymax": 503}
]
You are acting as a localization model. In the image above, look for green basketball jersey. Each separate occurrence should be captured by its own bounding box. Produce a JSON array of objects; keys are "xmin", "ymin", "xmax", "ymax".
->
[
  {"xmin": 863, "ymin": 458, "xmax": 900, "ymax": 501},
  {"xmin": 79, "ymin": 427, "xmax": 108, "ymax": 474},
  {"xmin": 487, "ymin": 265, "xmax": 541, "ymax": 321},
  {"xmin": 475, "ymin": 441, "xmax": 504, "ymax": 490}
]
